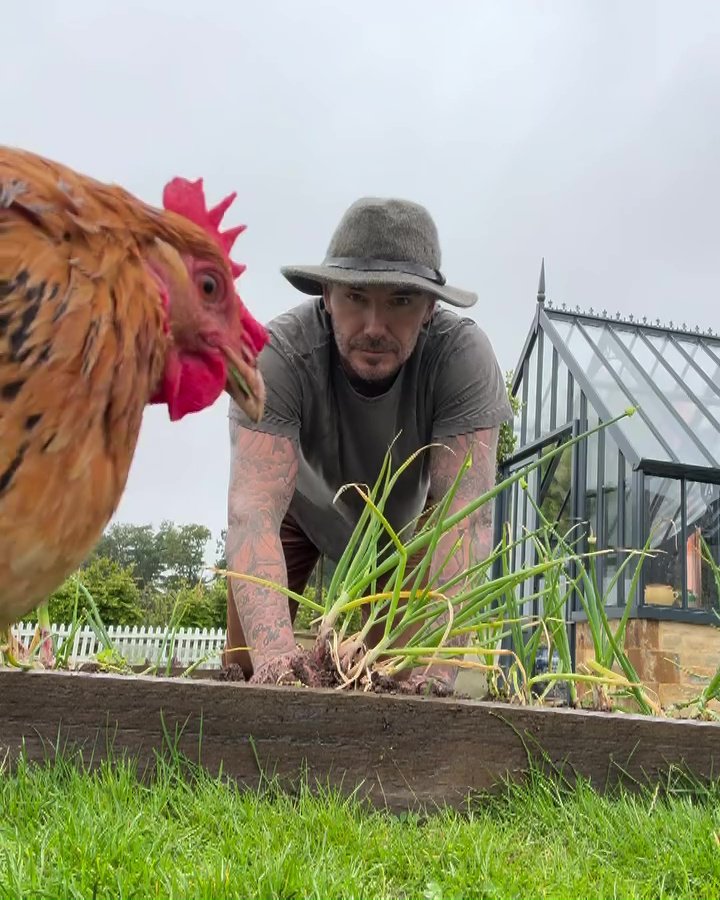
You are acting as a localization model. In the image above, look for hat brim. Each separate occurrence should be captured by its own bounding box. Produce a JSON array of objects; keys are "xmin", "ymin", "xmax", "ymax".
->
[{"xmin": 280, "ymin": 264, "xmax": 478, "ymax": 309}]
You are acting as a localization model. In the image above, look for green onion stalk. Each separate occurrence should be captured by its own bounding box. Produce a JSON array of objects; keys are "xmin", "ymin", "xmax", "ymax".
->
[
  {"xmin": 219, "ymin": 409, "xmax": 637, "ymax": 693},
  {"xmin": 521, "ymin": 474, "xmax": 661, "ymax": 714}
]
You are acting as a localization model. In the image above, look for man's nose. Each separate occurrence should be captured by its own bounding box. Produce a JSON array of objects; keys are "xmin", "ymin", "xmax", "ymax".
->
[{"xmin": 363, "ymin": 305, "xmax": 389, "ymax": 338}]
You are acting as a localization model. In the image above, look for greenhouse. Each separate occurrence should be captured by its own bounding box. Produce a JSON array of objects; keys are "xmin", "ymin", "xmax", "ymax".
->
[{"xmin": 497, "ymin": 263, "xmax": 720, "ymax": 632}]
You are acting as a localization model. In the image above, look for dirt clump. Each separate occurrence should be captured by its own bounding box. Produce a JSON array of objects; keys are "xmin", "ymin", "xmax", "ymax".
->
[
  {"xmin": 367, "ymin": 672, "xmax": 461, "ymax": 698},
  {"xmin": 77, "ymin": 662, "xmax": 102, "ymax": 674},
  {"xmin": 216, "ymin": 664, "xmax": 247, "ymax": 682},
  {"xmin": 217, "ymin": 631, "xmax": 461, "ymax": 698}
]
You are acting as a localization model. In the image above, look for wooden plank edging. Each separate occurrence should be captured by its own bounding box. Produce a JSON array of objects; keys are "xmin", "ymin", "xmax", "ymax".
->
[{"xmin": 1, "ymin": 669, "xmax": 719, "ymax": 812}]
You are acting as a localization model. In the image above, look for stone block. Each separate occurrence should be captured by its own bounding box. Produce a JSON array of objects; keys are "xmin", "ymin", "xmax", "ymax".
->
[{"xmin": 574, "ymin": 618, "xmax": 720, "ymax": 713}]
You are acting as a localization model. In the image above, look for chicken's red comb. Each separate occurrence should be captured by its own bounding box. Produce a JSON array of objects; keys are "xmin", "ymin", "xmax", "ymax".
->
[{"xmin": 162, "ymin": 177, "xmax": 247, "ymax": 279}]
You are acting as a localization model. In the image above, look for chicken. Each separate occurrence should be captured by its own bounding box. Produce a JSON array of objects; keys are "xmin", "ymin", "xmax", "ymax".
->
[{"xmin": 0, "ymin": 145, "xmax": 268, "ymax": 666}]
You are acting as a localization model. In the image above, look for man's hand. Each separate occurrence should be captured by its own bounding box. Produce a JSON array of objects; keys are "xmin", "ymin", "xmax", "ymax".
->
[
  {"xmin": 248, "ymin": 647, "xmax": 324, "ymax": 687},
  {"xmin": 226, "ymin": 423, "xmax": 299, "ymax": 675}
]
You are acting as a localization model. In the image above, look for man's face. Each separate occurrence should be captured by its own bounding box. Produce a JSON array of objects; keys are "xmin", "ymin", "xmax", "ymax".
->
[{"xmin": 324, "ymin": 284, "xmax": 435, "ymax": 383}]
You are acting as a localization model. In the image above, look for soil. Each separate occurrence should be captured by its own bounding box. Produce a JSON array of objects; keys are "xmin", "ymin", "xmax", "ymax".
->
[
  {"xmin": 216, "ymin": 664, "xmax": 246, "ymax": 683},
  {"xmin": 77, "ymin": 662, "xmax": 102, "ymax": 674},
  {"xmin": 218, "ymin": 632, "xmax": 472, "ymax": 699},
  {"xmin": 366, "ymin": 672, "xmax": 470, "ymax": 699}
]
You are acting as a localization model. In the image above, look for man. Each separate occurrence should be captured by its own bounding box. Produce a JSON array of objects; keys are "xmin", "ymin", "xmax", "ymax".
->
[{"xmin": 224, "ymin": 196, "xmax": 512, "ymax": 693}]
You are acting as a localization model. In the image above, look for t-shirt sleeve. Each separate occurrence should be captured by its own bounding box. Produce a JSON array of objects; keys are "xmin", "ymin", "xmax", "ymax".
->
[
  {"xmin": 431, "ymin": 319, "xmax": 513, "ymax": 440},
  {"xmin": 228, "ymin": 333, "xmax": 302, "ymax": 441}
]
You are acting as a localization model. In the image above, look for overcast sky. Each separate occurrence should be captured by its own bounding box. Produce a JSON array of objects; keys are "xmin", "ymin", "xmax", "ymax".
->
[{"xmin": 3, "ymin": 0, "xmax": 719, "ymax": 556}]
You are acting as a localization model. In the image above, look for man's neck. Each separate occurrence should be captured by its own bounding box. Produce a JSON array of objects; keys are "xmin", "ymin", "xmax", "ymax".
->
[{"xmin": 339, "ymin": 356, "xmax": 399, "ymax": 397}]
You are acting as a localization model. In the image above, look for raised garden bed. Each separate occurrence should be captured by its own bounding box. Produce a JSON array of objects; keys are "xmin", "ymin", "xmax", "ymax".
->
[{"xmin": 1, "ymin": 668, "xmax": 719, "ymax": 813}]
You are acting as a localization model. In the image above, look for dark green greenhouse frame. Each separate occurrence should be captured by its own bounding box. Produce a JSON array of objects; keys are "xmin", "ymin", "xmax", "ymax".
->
[{"xmin": 494, "ymin": 263, "xmax": 720, "ymax": 636}]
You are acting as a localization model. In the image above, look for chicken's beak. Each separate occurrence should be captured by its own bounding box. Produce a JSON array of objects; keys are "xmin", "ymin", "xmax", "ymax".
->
[{"xmin": 222, "ymin": 340, "xmax": 266, "ymax": 423}]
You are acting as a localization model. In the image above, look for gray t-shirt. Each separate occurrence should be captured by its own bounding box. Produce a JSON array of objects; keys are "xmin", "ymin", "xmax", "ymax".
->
[{"xmin": 229, "ymin": 297, "xmax": 512, "ymax": 562}]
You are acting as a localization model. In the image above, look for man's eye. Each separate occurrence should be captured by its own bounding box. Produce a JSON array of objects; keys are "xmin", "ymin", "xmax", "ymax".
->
[{"xmin": 392, "ymin": 296, "xmax": 411, "ymax": 307}]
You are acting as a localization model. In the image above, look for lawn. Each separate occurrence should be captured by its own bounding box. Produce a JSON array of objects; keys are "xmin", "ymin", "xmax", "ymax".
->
[{"xmin": 1, "ymin": 751, "xmax": 718, "ymax": 899}]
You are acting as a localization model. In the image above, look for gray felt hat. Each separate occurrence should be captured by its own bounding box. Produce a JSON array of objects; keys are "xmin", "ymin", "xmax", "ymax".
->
[{"xmin": 280, "ymin": 197, "xmax": 477, "ymax": 309}]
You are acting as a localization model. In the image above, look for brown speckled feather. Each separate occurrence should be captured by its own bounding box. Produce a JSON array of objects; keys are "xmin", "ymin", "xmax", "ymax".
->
[{"xmin": 0, "ymin": 147, "xmax": 224, "ymax": 628}]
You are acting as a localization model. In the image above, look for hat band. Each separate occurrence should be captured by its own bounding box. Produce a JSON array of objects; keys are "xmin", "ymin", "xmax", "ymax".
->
[{"xmin": 324, "ymin": 256, "xmax": 447, "ymax": 286}]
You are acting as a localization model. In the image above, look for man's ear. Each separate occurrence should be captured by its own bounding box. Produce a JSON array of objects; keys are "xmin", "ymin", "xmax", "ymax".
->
[
  {"xmin": 423, "ymin": 298, "xmax": 437, "ymax": 325},
  {"xmin": 321, "ymin": 284, "xmax": 332, "ymax": 315}
]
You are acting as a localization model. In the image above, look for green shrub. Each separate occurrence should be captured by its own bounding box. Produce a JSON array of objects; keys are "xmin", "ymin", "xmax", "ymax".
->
[
  {"xmin": 496, "ymin": 369, "xmax": 523, "ymax": 471},
  {"xmin": 37, "ymin": 557, "xmax": 144, "ymax": 626}
]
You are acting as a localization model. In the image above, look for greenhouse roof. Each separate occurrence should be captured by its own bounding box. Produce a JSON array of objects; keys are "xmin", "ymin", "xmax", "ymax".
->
[{"xmin": 512, "ymin": 273, "xmax": 720, "ymax": 472}]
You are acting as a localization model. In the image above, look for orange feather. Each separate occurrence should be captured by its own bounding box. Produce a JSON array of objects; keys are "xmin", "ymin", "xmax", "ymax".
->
[{"xmin": 0, "ymin": 146, "xmax": 253, "ymax": 629}]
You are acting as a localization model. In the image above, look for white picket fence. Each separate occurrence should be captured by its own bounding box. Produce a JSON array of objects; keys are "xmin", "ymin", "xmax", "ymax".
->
[{"xmin": 14, "ymin": 622, "xmax": 227, "ymax": 669}]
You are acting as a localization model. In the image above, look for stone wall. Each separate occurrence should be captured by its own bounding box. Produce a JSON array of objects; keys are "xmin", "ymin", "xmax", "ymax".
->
[{"xmin": 574, "ymin": 618, "xmax": 720, "ymax": 713}]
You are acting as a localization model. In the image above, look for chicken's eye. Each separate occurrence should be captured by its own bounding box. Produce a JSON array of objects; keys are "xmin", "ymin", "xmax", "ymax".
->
[{"xmin": 198, "ymin": 273, "xmax": 220, "ymax": 300}]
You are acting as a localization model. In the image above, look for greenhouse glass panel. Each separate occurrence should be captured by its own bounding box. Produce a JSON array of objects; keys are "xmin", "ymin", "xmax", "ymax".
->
[
  {"xmin": 548, "ymin": 317, "xmax": 668, "ymax": 462},
  {"xmin": 507, "ymin": 457, "xmax": 536, "ymax": 602},
  {"xmin": 614, "ymin": 330, "xmax": 720, "ymax": 466},
  {"xmin": 695, "ymin": 342, "xmax": 720, "ymax": 382},
  {"xmin": 584, "ymin": 409, "xmax": 600, "ymax": 546},
  {"xmin": 519, "ymin": 486, "xmax": 534, "ymax": 604},
  {"xmin": 550, "ymin": 318, "xmax": 598, "ymax": 376},
  {"xmin": 685, "ymin": 480, "xmax": 720, "ymax": 612},
  {"xmin": 572, "ymin": 378, "xmax": 583, "ymax": 421},
  {"xmin": 621, "ymin": 455, "xmax": 634, "ymax": 605},
  {"xmin": 512, "ymin": 398, "xmax": 522, "ymax": 451},
  {"xmin": 523, "ymin": 340, "xmax": 538, "ymax": 444},
  {"xmin": 588, "ymin": 323, "xmax": 708, "ymax": 465},
  {"xmin": 539, "ymin": 329, "xmax": 555, "ymax": 436},
  {"xmin": 554, "ymin": 357, "xmax": 570, "ymax": 428},
  {"xmin": 643, "ymin": 476, "xmax": 683, "ymax": 608},
  {"xmin": 509, "ymin": 476, "xmax": 521, "ymax": 572},
  {"xmin": 539, "ymin": 440, "xmax": 573, "ymax": 541},
  {"xmin": 615, "ymin": 330, "xmax": 686, "ymax": 402},
  {"xmin": 601, "ymin": 434, "xmax": 621, "ymax": 604},
  {"xmin": 623, "ymin": 456, "xmax": 633, "ymax": 549},
  {"xmin": 648, "ymin": 335, "xmax": 720, "ymax": 407},
  {"xmin": 645, "ymin": 334, "xmax": 720, "ymax": 456}
]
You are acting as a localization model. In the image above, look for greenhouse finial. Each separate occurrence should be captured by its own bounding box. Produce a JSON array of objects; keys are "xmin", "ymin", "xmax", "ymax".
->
[{"xmin": 537, "ymin": 258, "xmax": 546, "ymax": 304}]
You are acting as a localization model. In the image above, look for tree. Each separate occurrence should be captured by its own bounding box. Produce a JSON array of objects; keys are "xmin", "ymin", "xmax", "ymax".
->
[
  {"xmin": 215, "ymin": 528, "xmax": 228, "ymax": 571},
  {"xmin": 88, "ymin": 523, "xmax": 163, "ymax": 591},
  {"xmin": 88, "ymin": 521, "xmax": 213, "ymax": 594},
  {"xmin": 156, "ymin": 521, "xmax": 212, "ymax": 590},
  {"xmin": 74, "ymin": 521, "xmax": 238, "ymax": 629}
]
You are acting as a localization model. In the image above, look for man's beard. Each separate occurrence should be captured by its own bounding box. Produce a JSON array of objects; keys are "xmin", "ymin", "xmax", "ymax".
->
[{"xmin": 333, "ymin": 334, "xmax": 404, "ymax": 391}]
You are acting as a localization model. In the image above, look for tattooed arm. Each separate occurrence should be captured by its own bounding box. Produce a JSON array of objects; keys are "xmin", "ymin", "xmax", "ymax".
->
[
  {"xmin": 417, "ymin": 426, "xmax": 500, "ymax": 689},
  {"xmin": 226, "ymin": 421, "xmax": 299, "ymax": 674}
]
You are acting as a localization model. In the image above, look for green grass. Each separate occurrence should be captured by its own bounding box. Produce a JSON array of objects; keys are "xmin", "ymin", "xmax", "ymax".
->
[{"xmin": 1, "ymin": 752, "xmax": 719, "ymax": 899}]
